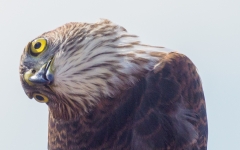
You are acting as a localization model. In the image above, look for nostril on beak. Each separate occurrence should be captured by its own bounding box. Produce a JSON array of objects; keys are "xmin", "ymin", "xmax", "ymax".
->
[{"xmin": 31, "ymin": 69, "xmax": 36, "ymax": 74}]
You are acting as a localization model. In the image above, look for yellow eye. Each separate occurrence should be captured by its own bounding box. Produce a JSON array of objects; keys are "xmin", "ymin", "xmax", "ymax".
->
[
  {"xmin": 33, "ymin": 93, "xmax": 49, "ymax": 103},
  {"xmin": 30, "ymin": 38, "xmax": 47, "ymax": 55}
]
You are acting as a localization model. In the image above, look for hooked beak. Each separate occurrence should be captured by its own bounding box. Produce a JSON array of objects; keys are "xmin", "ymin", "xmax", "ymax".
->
[{"xmin": 24, "ymin": 58, "xmax": 54, "ymax": 86}]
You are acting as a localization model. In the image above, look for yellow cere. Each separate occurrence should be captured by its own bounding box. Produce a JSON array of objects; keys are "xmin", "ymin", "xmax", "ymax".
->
[
  {"xmin": 23, "ymin": 70, "xmax": 34, "ymax": 86},
  {"xmin": 30, "ymin": 38, "xmax": 47, "ymax": 54},
  {"xmin": 33, "ymin": 93, "xmax": 49, "ymax": 103}
]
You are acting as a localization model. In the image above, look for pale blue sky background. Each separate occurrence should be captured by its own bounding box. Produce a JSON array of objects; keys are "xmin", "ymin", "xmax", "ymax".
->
[{"xmin": 0, "ymin": 1, "xmax": 239, "ymax": 149}]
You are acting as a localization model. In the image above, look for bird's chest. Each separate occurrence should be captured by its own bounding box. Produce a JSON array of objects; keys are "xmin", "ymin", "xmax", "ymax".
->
[
  {"xmin": 48, "ymin": 117, "xmax": 135, "ymax": 150},
  {"xmin": 48, "ymin": 79, "xmax": 148, "ymax": 150}
]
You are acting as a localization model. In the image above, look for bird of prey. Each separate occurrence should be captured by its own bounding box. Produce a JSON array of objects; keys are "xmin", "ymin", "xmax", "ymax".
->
[{"xmin": 19, "ymin": 19, "xmax": 208, "ymax": 150}]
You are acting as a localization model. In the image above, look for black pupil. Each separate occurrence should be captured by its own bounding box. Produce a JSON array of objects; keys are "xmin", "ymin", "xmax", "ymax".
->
[
  {"xmin": 35, "ymin": 95, "xmax": 44, "ymax": 101},
  {"xmin": 34, "ymin": 42, "xmax": 41, "ymax": 49}
]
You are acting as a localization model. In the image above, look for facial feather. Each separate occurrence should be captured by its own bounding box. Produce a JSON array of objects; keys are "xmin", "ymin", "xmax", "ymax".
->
[{"xmin": 20, "ymin": 19, "xmax": 171, "ymax": 119}]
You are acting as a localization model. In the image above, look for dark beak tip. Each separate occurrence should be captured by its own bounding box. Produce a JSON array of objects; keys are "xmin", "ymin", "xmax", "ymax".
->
[
  {"xmin": 46, "ymin": 74, "xmax": 54, "ymax": 83},
  {"xmin": 28, "ymin": 58, "xmax": 54, "ymax": 85}
]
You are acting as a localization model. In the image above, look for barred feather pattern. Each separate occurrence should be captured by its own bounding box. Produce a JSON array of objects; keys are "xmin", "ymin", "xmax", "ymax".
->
[
  {"xmin": 20, "ymin": 19, "xmax": 170, "ymax": 120},
  {"xmin": 47, "ymin": 20, "xmax": 171, "ymax": 118},
  {"xmin": 19, "ymin": 19, "xmax": 207, "ymax": 149}
]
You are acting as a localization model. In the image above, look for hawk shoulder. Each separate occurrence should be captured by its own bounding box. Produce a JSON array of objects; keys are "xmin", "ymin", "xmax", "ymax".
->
[{"xmin": 132, "ymin": 52, "xmax": 208, "ymax": 149}]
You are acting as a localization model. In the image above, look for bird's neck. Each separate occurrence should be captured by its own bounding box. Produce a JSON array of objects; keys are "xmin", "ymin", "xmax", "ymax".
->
[{"xmin": 48, "ymin": 78, "xmax": 147, "ymax": 149}]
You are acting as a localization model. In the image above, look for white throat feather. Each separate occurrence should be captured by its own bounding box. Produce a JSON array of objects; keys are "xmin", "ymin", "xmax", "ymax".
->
[{"xmin": 47, "ymin": 20, "xmax": 171, "ymax": 114}]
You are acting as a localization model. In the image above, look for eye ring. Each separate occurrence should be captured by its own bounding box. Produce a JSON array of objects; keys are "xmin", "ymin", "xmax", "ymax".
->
[
  {"xmin": 29, "ymin": 38, "xmax": 47, "ymax": 56},
  {"xmin": 33, "ymin": 93, "xmax": 49, "ymax": 103}
]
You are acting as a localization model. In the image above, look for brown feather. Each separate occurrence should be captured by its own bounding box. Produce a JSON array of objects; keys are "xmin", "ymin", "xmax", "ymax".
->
[{"xmin": 47, "ymin": 52, "xmax": 208, "ymax": 150}]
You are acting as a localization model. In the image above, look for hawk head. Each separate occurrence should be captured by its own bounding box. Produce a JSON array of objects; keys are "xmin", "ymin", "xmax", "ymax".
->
[{"xmin": 19, "ymin": 19, "xmax": 166, "ymax": 120}]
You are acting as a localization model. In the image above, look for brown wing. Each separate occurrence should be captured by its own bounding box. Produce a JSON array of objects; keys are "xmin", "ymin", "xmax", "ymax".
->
[
  {"xmin": 132, "ymin": 52, "xmax": 208, "ymax": 149},
  {"xmin": 47, "ymin": 52, "xmax": 207, "ymax": 150}
]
